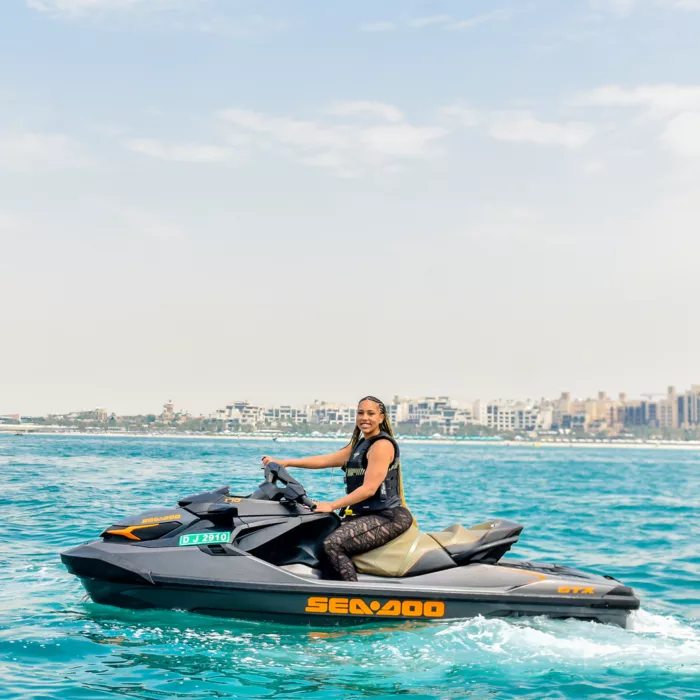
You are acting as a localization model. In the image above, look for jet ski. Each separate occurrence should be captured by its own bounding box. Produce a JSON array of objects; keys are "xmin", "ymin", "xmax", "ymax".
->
[{"xmin": 61, "ymin": 463, "xmax": 639, "ymax": 627}]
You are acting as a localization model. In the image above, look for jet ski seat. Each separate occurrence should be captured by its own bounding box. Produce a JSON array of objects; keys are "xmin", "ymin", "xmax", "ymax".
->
[
  {"xmin": 352, "ymin": 520, "xmax": 524, "ymax": 577},
  {"xmin": 428, "ymin": 521, "xmax": 523, "ymax": 565},
  {"xmin": 352, "ymin": 524, "xmax": 454, "ymax": 578}
]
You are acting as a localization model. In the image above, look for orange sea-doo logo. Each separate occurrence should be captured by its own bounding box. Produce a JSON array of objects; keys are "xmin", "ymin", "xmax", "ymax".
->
[
  {"xmin": 305, "ymin": 597, "xmax": 445, "ymax": 618},
  {"xmin": 141, "ymin": 514, "xmax": 181, "ymax": 524}
]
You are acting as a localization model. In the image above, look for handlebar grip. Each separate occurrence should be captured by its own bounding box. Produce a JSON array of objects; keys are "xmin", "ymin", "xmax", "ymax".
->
[{"xmin": 300, "ymin": 495, "xmax": 316, "ymax": 511}]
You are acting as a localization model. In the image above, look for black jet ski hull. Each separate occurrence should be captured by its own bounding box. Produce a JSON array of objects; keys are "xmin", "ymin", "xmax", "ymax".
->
[
  {"xmin": 62, "ymin": 541, "xmax": 639, "ymax": 628},
  {"xmin": 73, "ymin": 578, "xmax": 637, "ymax": 627}
]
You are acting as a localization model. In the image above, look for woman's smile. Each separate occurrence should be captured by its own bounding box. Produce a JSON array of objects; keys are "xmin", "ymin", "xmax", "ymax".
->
[{"xmin": 356, "ymin": 401, "xmax": 383, "ymax": 436}]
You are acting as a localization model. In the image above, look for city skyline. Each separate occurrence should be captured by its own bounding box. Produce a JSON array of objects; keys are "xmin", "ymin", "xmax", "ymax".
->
[
  {"xmin": 6, "ymin": 381, "xmax": 699, "ymax": 420},
  {"xmin": 5, "ymin": 383, "xmax": 699, "ymax": 437},
  {"xmin": 5, "ymin": 374, "xmax": 700, "ymax": 417},
  {"xmin": 1, "ymin": 1, "xmax": 699, "ymax": 415}
]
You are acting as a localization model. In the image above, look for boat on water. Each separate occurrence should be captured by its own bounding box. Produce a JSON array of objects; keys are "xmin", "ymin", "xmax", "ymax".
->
[{"xmin": 61, "ymin": 463, "xmax": 639, "ymax": 626}]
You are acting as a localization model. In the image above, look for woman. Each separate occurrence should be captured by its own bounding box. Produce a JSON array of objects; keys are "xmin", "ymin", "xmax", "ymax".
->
[{"xmin": 261, "ymin": 396, "xmax": 413, "ymax": 581}]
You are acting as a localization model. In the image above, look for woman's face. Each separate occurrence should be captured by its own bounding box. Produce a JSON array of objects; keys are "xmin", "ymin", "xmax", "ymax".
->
[{"xmin": 356, "ymin": 400, "xmax": 383, "ymax": 436}]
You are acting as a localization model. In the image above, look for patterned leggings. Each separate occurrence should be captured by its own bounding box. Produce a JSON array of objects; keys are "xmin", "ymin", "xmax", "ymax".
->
[{"xmin": 322, "ymin": 506, "xmax": 413, "ymax": 582}]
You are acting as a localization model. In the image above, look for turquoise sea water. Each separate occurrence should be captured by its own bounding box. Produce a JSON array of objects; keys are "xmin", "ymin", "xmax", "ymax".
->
[{"xmin": 1, "ymin": 435, "xmax": 698, "ymax": 699}]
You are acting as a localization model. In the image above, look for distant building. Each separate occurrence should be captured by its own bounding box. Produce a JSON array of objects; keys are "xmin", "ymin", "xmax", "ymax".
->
[
  {"xmin": 472, "ymin": 400, "xmax": 488, "ymax": 426},
  {"xmin": 222, "ymin": 401, "xmax": 266, "ymax": 426},
  {"xmin": 387, "ymin": 396, "xmax": 411, "ymax": 424},
  {"xmin": 263, "ymin": 405, "xmax": 309, "ymax": 426},
  {"xmin": 161, "ymin": 400, "xmax": 176, "ymax": 422},
  {"xmin": 307, "ymin": 401, "xmax": 355, "ymax": 425},
  {"xmin": 550, "ymin": 390, "xmax": 622, "ymax": 433},
  {"xmin": 678, "ymin": 385, "xmax": 700, "ymax": 427},
  {"xmin": 409, "ymin": 397, "xmax": 450, "ymax": 425},
  {"xmin": 658, "ymin": 386, "xmax": 679, "ymax": 429},
  {"xmin": 484, "ymin": 400, "xmax": 539, "ymax": 432},
  {"xmin": 385, "ymin": 397, "xmax": 473, "ymax": 434}
]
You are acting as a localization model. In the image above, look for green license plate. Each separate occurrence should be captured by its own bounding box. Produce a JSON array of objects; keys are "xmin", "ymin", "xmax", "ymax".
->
[{"xmin": 178, "ymin": 532, "xmax": 231, "ymax": 547}]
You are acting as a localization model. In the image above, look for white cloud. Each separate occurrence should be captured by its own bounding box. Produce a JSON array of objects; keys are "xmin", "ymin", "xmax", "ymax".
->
[
  {"xmin": 448, "ymin": 10, "xmax": 512, "ymax": 29},
  {"xmin": 26, "ymin": 0, "xmax": 190, "ymax": 15},
  {"xmin": 359, "ymin": 21, "xmax": 395, "ymax": 32},
  {"xmin": 571, "ymin": 83, "xmax": 700, "ymax": 157},
  {"xmin": 0, "ymin": 132, "xmax": 87, "ymax": 170},
  {"xmin": 327, "ymin": 101, "xmax": 404, "ymax": 123},
  {"xmin": 584, "ymin": 1, "xmax": 700, "ymax": 17},
  {"xmin": 298, "ymin": 151, "xmax": 349, "ymax": 171},
  {"xmin": 588, "ymin": 0, "xmax": 637, "ymax": 17},
  {"xmin": 571, "ymin": 84, "xmax": 700, "ymax": 116},
  {"xmin": 409, "ymin": 15, "xmax": 451, "ymax": 28},
  {"xmin": 217, "ymin": 106, "xmax": 447, "ymax": 176},
  {"xmin": 668, "ymin": 0, "xmax": 700, "ymax": 8},
  {"xmin": 369, "ymin": 9, "xmax": 511, "ymax": 33},
  {"xmin": 125, "ymin": 138, "xmax": 236, "ymax": 163},
  {"xmin": 27, "ymin": 0, "xmax": 284, "ymax": 37},
  {"xmin": 214, "ymin": 102, "xmax": 594, "ymax": 178},
  {"xmin": 219, "ymin": 109, "xmax": 342, "ymax": 149},
  {"xmin": 194, "ymin": 14, "xmax": 288, "ymax": 38},
  {"xmin": 487, "ymin": 111, "xmax": 597, "ymax": 148},
  {"xmin": 443, "ymin": 107, "xmax": 597, "ymax": 149},
  {"xmin": 357, "ymin": 123, "xmax": 446, "ymax": 157},
  {"xmin": 440, "ymin": 106, "xmax": 481, "ymax": 127},
  {"xmin": 660, "ymin": 112, "xmax": 700, "ymax": 157}
]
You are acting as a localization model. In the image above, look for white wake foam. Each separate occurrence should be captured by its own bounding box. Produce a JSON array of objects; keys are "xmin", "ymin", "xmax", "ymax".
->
[{"xmin": 429, "ymin": 612, "xmax": 700, "ymax": 671}]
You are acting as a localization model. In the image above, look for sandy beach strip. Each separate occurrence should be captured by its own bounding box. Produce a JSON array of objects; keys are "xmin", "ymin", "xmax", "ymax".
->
[{"xmin": 11, "ymin": 431, "xmax": 700, "ymax": 451}]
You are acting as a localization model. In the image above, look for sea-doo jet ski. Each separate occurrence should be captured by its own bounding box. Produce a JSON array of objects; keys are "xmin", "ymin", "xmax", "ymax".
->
[{"xmin": 61, "ymin": 463, "xmax": 639, "ymax": 627}]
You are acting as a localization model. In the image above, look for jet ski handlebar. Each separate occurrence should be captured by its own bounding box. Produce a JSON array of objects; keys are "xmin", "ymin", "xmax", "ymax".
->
[
  {"xmin": 254, "ymin": 462, "xmax": 317, "ymax": 511},
  {"xmin": 298, "ymin": 494, "xmax": 316, "ymax": 511},
  {"xmin": 263, "ymin": 462, "xmax": 301, "ymax": 486}
]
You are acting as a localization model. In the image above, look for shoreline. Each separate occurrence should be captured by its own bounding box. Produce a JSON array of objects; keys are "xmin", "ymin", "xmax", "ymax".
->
[{"xmin": 7, "ymin": 431, "xmax": 700, "ymax": 451}]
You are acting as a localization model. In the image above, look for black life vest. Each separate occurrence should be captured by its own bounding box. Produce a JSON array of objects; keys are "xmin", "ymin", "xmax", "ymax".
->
[{"xmin": 342, "ymin": 432, "xmax": 402, "ymax": 513}]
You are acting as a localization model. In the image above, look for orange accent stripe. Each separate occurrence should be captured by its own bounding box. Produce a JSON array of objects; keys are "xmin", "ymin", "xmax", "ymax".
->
[
  {"xmin": 106, "ymin": 523, "xmax": 161, "ymax": 541},
  {"xmin": 501, "ymin": 566, "xmax": 548, "ymax": 581}
]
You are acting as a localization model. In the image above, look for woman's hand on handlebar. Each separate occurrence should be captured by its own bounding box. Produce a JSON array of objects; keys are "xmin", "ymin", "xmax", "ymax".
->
[
  {"xmin": 313, "ymin": 501, "xmax": 336, "ymax": 513},
  {"xmin": 262, "ymin": 455, "xmax": 289, "ymax": 467}
]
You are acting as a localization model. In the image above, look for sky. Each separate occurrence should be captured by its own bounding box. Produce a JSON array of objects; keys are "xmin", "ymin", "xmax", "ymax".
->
[{"xmin": 1, "ymin": 0, "xmax": 699, "ymax": 416}]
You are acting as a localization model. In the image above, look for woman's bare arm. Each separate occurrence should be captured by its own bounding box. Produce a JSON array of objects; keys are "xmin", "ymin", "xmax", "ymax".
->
[{"xmin": 262, "ymin": 444, "xmax": 353, "ymax": 470}]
